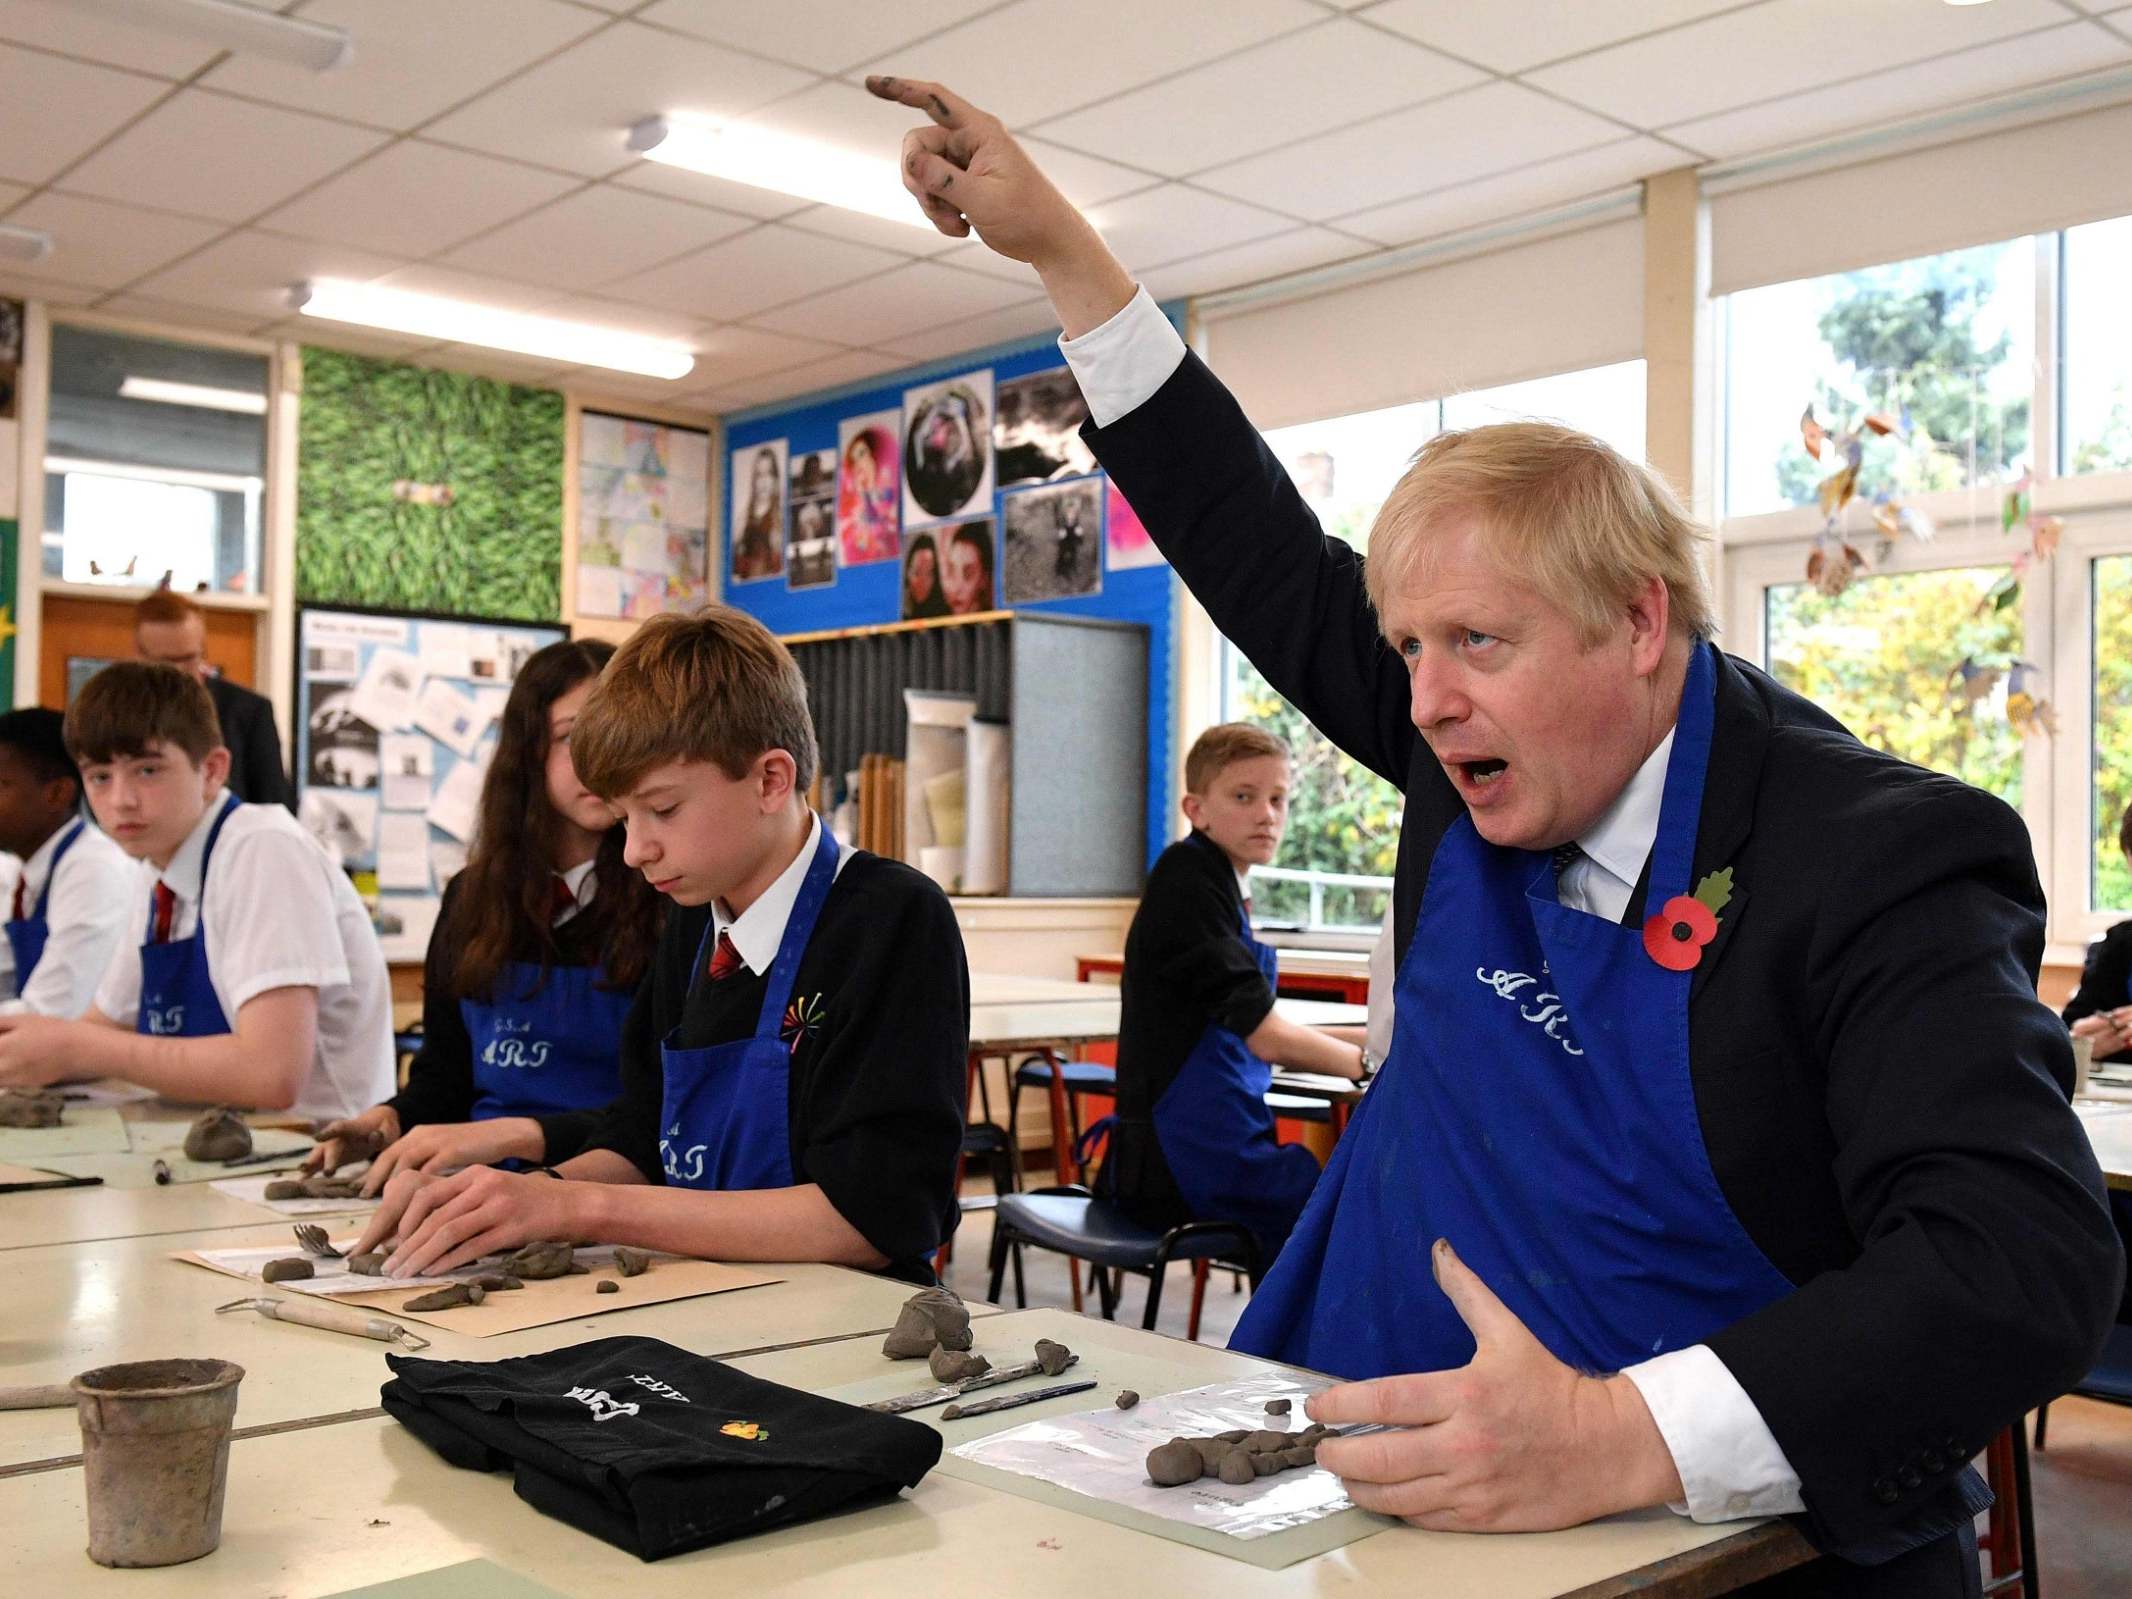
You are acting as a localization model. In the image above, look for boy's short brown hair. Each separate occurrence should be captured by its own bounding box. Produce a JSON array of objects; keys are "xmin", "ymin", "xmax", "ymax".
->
[
  {"xmin": 134, "ymin": 588, "xmax": 204, "ymax": 629},
  {"xmin": 64, "ymin": 662, "xmax": 223, "ymax": 766},
  {"xmin": 572, "ymin": 605, "xmax": 818, "ymax": 798},
  {"xmin": 1184, "ymin": 722, "xmax": 1289, "ymax": 795}
]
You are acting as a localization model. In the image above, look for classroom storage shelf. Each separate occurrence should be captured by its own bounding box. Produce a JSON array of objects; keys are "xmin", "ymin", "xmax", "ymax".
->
[{"xmin": 783, "ymin": 610, "xmax": 1147, "ymax": 898}]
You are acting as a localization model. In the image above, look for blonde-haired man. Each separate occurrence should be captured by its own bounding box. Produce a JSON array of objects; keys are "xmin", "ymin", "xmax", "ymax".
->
[{"xmin": 871, "ymin": 77, "xmax": 2119, "ymax": 1596}]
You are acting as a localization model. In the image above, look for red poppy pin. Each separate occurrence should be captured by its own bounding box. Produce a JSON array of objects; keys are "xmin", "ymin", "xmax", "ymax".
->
[{"xmin": 1643, "ymin": 867, "xmax": 1734, "ymax": 972}]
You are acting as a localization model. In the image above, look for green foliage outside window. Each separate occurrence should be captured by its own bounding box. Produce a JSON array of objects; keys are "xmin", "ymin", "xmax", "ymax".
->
[{"xmin": 2091, "ymin": 557, "xmax": 2132, "ymax": 912}]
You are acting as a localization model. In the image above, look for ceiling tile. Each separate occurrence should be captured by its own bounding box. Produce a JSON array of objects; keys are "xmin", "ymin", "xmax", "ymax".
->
[
  {"xmin": 132, "ymin": 228, "xmax": 407, "ymax": 319},
  {"xmin": 1034, "ymin": 18, "xmax": 1484, "ymax": 178},
  {"xmin": 1018, "ymin": 137, "xmax": 1161, "ymax": 209},
  {"xmin": 63, "ymin": 89, "xmax": 388, "ymax": 223},
  {"xmin": 364, "ymin": 263, "xmax": 566, "ymax": 314},
  {"xmin": 746, "ymin": 258, "xmax": 1035, "ymax": 342},
  {"xmin": 0, "ymin": 190, "xmax": 223, "ymax": 289},
  {"xmin": 1363, "ymin": 0, "xmax": 1743, "ymax": 75},
  {"xmin": 1137, "ymin": 226, "xmax": 1376, "ymax": 301},
  {"xmin": 742, "ymin": 347, "xmax": 913, "ymax": 405},
  {"xmin": 536, "ymin": 295, "xmax": 715, "ymax": 344},
  {"xmin": 0, "ymin": 271, "xmax": 96, "ymax": 305},
  {"xmin": 611, "ymin": 160, "xmax": 818, "ymax": 220},
  {"xmin": 1089, "ymin": 182, "xmax": 1307, "ymax": 264},
  {"xmin": 857, "ymin": 0, "xmax": 1325, "ymax": 125},
  {"xmin": 1525, "ymin": 0, "xmax": 2068, "ymax": 130},
  {"xmin": 0, "ymin": 0, "xmax": 221, "ymax": 77},
  {"xmin": 690, "ymin": 324, "xmax": 850, "ymax": 385},
  {"xmin": 927, "ymin": 239, "xmax": 1043, "ymax": 285},
  {"xmin": 261, "ymin": 141, "xmax": 581, "ymax": 259},
  {"xmin": 1662, "ymin": 20, "xmax": 2132, "ymax": 159},
  {"xmin": 94, "ymin": 294, "xmax": 277, "ymax": 335},
  {"xmin": 424, "ymin": 21, "xmax": 812, "ymax": 178},
  {"xmin": 777, "ymin": 203, "xmax": 969, "ymax": 258},
  {"xmin": 1193, "ymin": 81, "xmax": 1622, "ymax": 222},
  {"xmin": 1338, "ymin": 134, "xmax": 1682, "ymax": 245},
  {"xmin": 261, "ymin": 320, "xmax": 442, "ymax": 360},
  {"xmin": 0, "ymin": 41, "xmax": 169, "ymax": 185},
  {"xmin": 401, "ymin": 345, "xmax": 572, "ymax": 387},
  {"xmin": 605, "ymin": 223, "xmax": 905, "ymax": 322},
  {"xmin": 639, "ymin": 0, "xmax": 1001, "ymax": 74},
  {"xmin": 443, "ymin": 184, "xmax": 756, "ymax": 291},
  {"xmin": 876, "ymin": 299, "xmax": 1065, "ymax": 362},
  {"xmin": 204, "ymin": 0, "xmax": 605, "ymax": 131}
]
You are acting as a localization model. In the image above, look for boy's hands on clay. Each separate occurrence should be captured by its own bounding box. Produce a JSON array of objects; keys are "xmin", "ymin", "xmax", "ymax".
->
[
  {"xmin": 0, "ymin": 1014, "xmax": 87, "ymax": 1087},
  {"xmin": 306, "ymin": 1103, "xmax": 400, "ymax": 1177},
  {"xmin": 354, "ymin": 1115, "xmax": 543, "ymax": 1197},
  {"xmin": 374, "ymin": 1163, "xmax": 581, "ymax": 1279},
  {"xmin": 1305, "ymin": 1240, "xmax": 1684, "ymax": 1532},
  {"xmin": 864, "ymin": 75, "xmax": 1134, "ymax": 338}
]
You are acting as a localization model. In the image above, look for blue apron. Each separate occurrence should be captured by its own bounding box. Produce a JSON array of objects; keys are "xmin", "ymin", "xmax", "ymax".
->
[
  {"xmin": 137, "ymin": 794, "xmax": 240, "ymax": 1039},
  {"xmin": 1150, "ymin": 901, "xmax": 1321, "ymax": 1255},
  {"xmin": 463, "ymin": 961, "xmax": 635, "ymax": 1121},
  {"xmin": 656, "ymin": 824, "xmax": 838, "ymax": 1191},
  {"xmin": 4, "ymin": 819, "xmax": 86, "ymax": 988},
  {"xmin": 1233, "ymin": 642, "xmax": 1796, "ymax": 1378}
]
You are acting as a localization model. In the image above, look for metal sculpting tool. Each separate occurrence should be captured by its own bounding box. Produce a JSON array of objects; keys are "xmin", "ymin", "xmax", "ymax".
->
[
  {"xmin": 865, "ymin": 1351, "xmax": 1082, "ymax": 1415},
  {"xmin": 939, "ymin": 1379, "xmax": 1096, "ymax": 1420}
]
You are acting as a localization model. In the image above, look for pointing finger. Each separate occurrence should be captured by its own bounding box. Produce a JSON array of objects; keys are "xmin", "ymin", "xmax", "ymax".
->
[
  {"xmin": 865, "ymin": 75, "xmax": 972, "ymax": 128},
  {"xmin": 1432, "ymin": 1238, "xmax": 1532, "ymax": 1352}
]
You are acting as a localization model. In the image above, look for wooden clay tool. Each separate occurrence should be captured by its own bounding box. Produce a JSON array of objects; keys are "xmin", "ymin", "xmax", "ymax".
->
[
  {"xmin": 939, "ymin": 1379, "xmax": 1097, "ymax": 1420},
  {"xmin": 866, "ymin": 1351, "xmax": 1081, "ymax": 1414}
]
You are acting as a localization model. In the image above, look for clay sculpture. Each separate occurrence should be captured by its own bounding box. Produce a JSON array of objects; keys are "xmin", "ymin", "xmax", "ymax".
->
[
  {"xmin": 183, "ymin": 1107, "xmax": 252, "ymax": 1162},
  {"xmin": 1034, "ymin": 1338, "xmax": 1072, "ymax": 1376},
  {"xmin": 403, "ymin": 1283, "xmax": 485, "ymax": 1312},
  {"xmin": 1115, "ymin": 1390, "xmax": 1140, "ymax": 1410},
  {"xmin": 261, "ymin": 1258, "xmax": 314, "ymax": 1283},
  {"xmin": 881, "ymin": 1286, "xmax": 973, "ymax": 1359},
  {"xmin": 346, "ymin": 1253, "xmax": 387, "ymax": 1276},
  {"xmin": 471, "ymin": 1274, "xmax": 523, "ymax": 1292},
  {"xmin": 299, "ymin": 1176, "xmax": 363, "ymax": 1200},
  {"xmin": 612, "ymin": 1248, "xmax": 652, "ymax": 1278},
  {"xmin": 597, "ymin": 1280, "xmax": 620, "ymax": 1294},
  {"xmin": 263, "ymin": 1179, "xmax": 305, "ymax": 1201},
  {"xmin": 499, "ymin": 1241, "xmax": 574, "ymax": 1280},
  {"xmin": 0, "ymin": 1089, "xmax": 65, "ymax": 1128},
  {"xmin": 927, "ymin": 1347, "xmax": 991, "ymax": 1384},
  {"xmin": 1143, "ymin": 1422, "xmax": 1335, "ymax": 1489}
]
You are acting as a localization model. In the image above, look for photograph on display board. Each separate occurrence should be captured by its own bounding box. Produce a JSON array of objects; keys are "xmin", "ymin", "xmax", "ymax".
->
[
  {"xmin": 938, "ymin": 517, "xmax": 997, "ymax": 616},
  {"xmin": 1002, "ymin": 478, "xmax": 1103, "ymax": 605},
  {"xmin": 836, "ymin": 410, "xmax": 901, "ymax": 566},
  {"xmin": 307, "ymin": 687, "xmax": 383, "ymax": 789},
  {"xmin": 994, "ymin": 367, "xmax": 1096, "ymax": 488},
  {"xmin": 577, "ymin": 410, "xmax": 711, "ymax": 620},
  {"xmin": 786, "ymin": 448, "xmax": 838, "ymax": 591},
  {"xmin": 900, "ymin": 531, "xmax": 948, "ymax": 621},
  {"xmin": 902, "ymin": 371, "xmax": 994, "ymax": 529},
  {"xmin": 1105, "ymin": 478, "xmax": 1165, "ymax": 571},
  {"xmin": 728, "ymin": 437, "xmax": 787, "ymax": 584}
]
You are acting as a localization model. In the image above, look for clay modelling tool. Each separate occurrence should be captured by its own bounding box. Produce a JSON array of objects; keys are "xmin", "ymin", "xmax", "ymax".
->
[
  {"xmin": 0, "ymin": 1170, "xmax": 103, "ymax": 1194},
  {"xmin": 291, "ymin": 1223, "xmax": 344, "ymax": 1259},
  {"xmin": 865, "ymin": 1351, "xmax": 1082, "ymax": 1414},
  {"xmin": 0, "ymin": 1382, "xmax": 75, "ymax": 1409},
  {"xmin": 221, "ymin": 1146, "xmax": 313, "ymax": 1170},
  {"xmin": 215, "ymin": 1296, "xmax": 431, "ymax": 1351},
  {"xmin": 939, "ymin": 1378, "xmax": 1096, "ymax": 1421}
]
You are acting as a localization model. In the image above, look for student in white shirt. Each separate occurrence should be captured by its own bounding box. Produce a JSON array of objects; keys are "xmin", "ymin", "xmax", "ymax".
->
[
  {"xmin": 0, "ymin": 664, "xmax": 393, "ymax": 1121},
  {"xmin": 0, "ymin": 709, "xmax": 136, "ymax": 1019}
]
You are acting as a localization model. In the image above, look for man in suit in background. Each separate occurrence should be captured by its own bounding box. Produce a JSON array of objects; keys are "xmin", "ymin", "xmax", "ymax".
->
[
  {"xmin": 871, "ymin": 76, "xmax": 2122, "ymax": 1597},
  {"xmin": 134, "ymin": 589, "xmax": 294, "ymax": 811}
]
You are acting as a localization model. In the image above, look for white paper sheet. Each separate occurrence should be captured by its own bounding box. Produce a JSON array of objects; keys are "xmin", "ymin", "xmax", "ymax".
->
[
  {"xmin": 380, "ymin": 733, "xmax": 434, "ymax": 811},
  {"xmin": 189, "ymin": 1237, "xmax": 631, "ymax": 1296},
  {"xmin": 375, "ymin": 894, "xmax": 440, "ymax": 964},
  {"xmin": 347, "ymin": 647, "xmax": 424, "ymax": 732},
  {"xmin": 414, "ymin": 678, "xmax": 486, "ymax": 760},
  {"xmin": 428, "ymin": 758, "xmax": 486, "ymax": 843},
  {"xmin": 429, "ymin": 838, "xmax": 468, "ymax": 887},
  {"xmin": 61, "ymin": 1079, "xmax": 159, "ymax": 1106},
  {"xmin": 376, "ymin": 813, "xmax": 432, "ymax": 891},
  {"xmin": 577, "ymin": 564, "xmax": 623, "ymax": 618},
  {"xmin": 954, "ymin": 1374, "xmax": 1364, "ymax": 1542},
  {"xmin": 417, "ymin": 621, "xmax": 472, "ymax": 682}
]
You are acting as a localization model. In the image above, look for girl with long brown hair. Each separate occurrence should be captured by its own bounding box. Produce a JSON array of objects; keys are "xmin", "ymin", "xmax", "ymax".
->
[{"xmin": 309, "ymin": 640, "xmax": 663, "ymax": 1189}]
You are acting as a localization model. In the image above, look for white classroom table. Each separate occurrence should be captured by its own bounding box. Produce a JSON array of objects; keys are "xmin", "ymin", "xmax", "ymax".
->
[
  {"xmin": 2075, "ymin": 1099, "xmax": 2132, "ymax": 1191},
  {"xmin": 0, "ymin": 1220, "xmax": 998, "ymax": 1472},
  {"xmin": 0, "ymin": 1304, "xmax": 1811, "ymax": 1598},
  {"xmin": 0, "ymin": 1177, "xmax": 359, "ymax": 1251}
]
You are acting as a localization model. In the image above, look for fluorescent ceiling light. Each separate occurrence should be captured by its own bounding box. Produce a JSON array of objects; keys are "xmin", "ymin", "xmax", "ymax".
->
[
  {"xmin": 72, "ymin": 0, "xmax": 352, "ymax": 71},
  {"xmin": 118, "ymin": 376, "xmax": 268, "ymax": 414},
  {"xmin": 0, "ymin": 223, "xmax": 54, "ymax": 262},
  {"xmin": 629, "ymin": 115, "xmax": 931, "ymax": 229},
  {"xmin": 291, "ymin": 280, "xmax": 696, "ymax": 381}
]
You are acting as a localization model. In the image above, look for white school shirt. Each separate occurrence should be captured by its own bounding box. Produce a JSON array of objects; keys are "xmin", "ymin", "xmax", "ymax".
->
[
  {"xmin": 1060, "ymin": 286, "xmax": 1806, "ymax": 1524},
  {"xmin": 0, "ymin": 818, "xmax": 139, "ymax": 1019},
  {"xmin": 710, "ymin": 813, "xmax": 851, "ymax": 977},
  {"xmin": 91, "ymin": 796, "xmax": 396, "ymax": 1123}
]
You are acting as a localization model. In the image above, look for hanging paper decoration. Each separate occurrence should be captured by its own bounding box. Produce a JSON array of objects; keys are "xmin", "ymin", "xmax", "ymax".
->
[
  {"xmin": 1970, "ymin": 472, "xmax": 2063, "ymax": 619},
  {"xmin": 2003, "ymin": 659, "xmax": 2058, "ymax": 738},
  {"xmin": 1797, "ymin": 405, "xmax": 1931, "ymax": 597},
  {"xmin": 1946, "ymin": 655, "xmax": 2003, "ymax": 706}
]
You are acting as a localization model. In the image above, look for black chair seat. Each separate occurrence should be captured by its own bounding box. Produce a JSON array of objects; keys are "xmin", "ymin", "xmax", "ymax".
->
[
  {"xmin": 1264, "ymin": 1090, "xmax": 1330, "ymax": 1123},
  {"xmin": 1012, "ymin": 1059, "xmax": 1117, "ymax": 1094},
  {"xmin": 995, "ymin": 1192, "xmax": 1238, "ymax": 1272}
]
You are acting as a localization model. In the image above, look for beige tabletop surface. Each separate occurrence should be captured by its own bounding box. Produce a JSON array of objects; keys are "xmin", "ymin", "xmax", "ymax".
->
[
  {"xmin": 969, "ymin": 972, "xmax": 1114, "ymax": 1005},
  {"xmin": 0, "ymin": 1176, "xmax": 353, "ymax": 1251},
  {"xmin": 0, "ymin": 1220, "xmax": 995, "ymax": 1472},
  {"xmin": 0, "ymin": 1312, "xmax": 1805, "ymax": 1599},
  {"xmin": 969, "ymin": 995, "xmax": 1359, "ymax": 1054},
  {"xmin": 2076, "ymin": 1099, "xmax": 2132, "ymax": 1189}
]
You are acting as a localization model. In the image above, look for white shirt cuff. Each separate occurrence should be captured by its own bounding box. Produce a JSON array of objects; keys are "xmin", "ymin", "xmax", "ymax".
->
[
  {"xmin": 1623, "ymin": 1344, "xmax": 1806, "ymax": 1522},
  {"xmin": 1057, "ymin": 285, "xmax": 1187, "ymax": 428}
]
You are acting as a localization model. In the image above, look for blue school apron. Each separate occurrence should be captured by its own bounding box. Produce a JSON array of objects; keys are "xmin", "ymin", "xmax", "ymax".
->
[
  {"xmin": 656, "ymin": 825, "xmax": 837, "ymax": 1191},
  {"xmin": 4, "ymin": 819, "xmax": 85, "ymax": 986},
  {"xmin": 463, "ymin": 962, "xmax": 635, "ymax": 1121},
  {"xmin": 137, "ymin": 794, "xmax": 240, "ymax": 1039},
  {"xmin": 1232, "ymin": 642, "xmax": 1796, "ymax": 1379},
  {"xmin": 1149, "ymin": 901, "xmax": 1321, "ymax": 1255}
]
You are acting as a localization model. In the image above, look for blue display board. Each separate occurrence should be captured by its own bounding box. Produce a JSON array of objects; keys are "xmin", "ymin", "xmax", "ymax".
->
[
  {"xmin": 722, "ymin": 310, "xmax": 1181, "ymax": 870},
  {"xmin": 293, "ymin": 604, "xmax": 567, "ymax": 961}
]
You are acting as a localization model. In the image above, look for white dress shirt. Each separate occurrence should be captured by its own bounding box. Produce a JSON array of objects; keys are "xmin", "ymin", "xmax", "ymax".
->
[
  {"xmin": 0, "ymin": 818, "xmax": 139, "ymax": 1019},
  {"xmin": 553, "ymin": 856, "xmax": 598, "ymax": 928},
  {"xmin": 1060, "ymin": 286, "xmax": 1804, "ymax": 1524},
  {"xmin": 710, "ymin": 813, "xmax": 850, "ymax": 976},
  {"xmin": 92, "ymin": 795, "xmax": 396, "ymax": 1123}
]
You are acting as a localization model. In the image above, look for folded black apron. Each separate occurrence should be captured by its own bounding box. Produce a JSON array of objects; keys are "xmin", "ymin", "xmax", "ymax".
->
[{"xmin": 382, "ymin": 1335, "xmax": 942, "ymax": 1560}]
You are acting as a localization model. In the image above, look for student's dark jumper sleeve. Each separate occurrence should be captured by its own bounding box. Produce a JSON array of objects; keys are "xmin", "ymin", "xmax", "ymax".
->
[
  {"xmin": 1145, "ymin": 858, "xmax": 1275, "ymax": 1039},
  {"xmin": 2062, "ymin": 919, "xmax": 2132, "ymax": 1039},
  {"xmin": 387, "ymin": 877, "xmax": 476, "ymax": 1131},
  {"xmin": 794, "ymin": 878, "xmax": 969, "ymax": 1271}
]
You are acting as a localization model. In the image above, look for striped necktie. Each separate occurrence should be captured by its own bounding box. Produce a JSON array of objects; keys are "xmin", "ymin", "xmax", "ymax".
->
[{"xmin": 706, "ymin": 930, "xmax": 745, "ymax": 982}]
